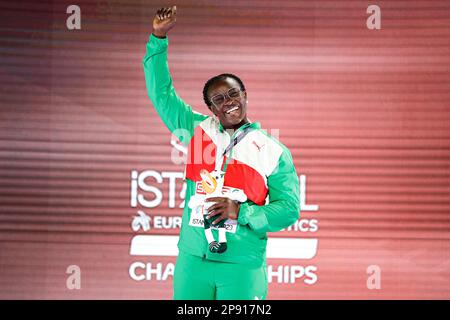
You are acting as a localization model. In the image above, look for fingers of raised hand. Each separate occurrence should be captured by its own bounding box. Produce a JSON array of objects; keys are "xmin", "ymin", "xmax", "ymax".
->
[
  {"xmin": 156, "ymin": 7, "xmax": 169, "ymax": 20},
  {"xmin": 163, "ymin": 6, "xmax": 177, "ymax": 20}
]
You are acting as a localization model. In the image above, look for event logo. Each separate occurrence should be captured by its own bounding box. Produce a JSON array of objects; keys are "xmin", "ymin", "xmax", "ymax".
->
[
  {"xmin": 131, "ymin": 210, "xmax": 182, "ymax": 231},
  {"xmin": 131, "ymin": 211, "xmax": 151, "ymax": 231},
  {"xmin": 128, "ymin": 169, "xmax": 320, "ymax": 285},
  {"xmin": 130, "ymin": 170, "xmax": 185, "ymax": 209},
  {"xmin": 128, "ymin": 136, "xmax": 320, "ymax": 285}
]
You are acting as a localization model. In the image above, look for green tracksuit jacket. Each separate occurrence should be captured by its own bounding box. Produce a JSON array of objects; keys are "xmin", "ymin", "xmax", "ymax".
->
[{"xmin": 143, "ymin": 33, "xmax": 300, "ymax": 268}]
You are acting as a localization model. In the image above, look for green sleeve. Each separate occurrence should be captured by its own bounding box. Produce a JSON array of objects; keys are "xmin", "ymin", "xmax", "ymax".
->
[
  {"xmin": 142, "ymin": 34, "xmax": 208, "ymax": 145},
  {"xmin": 237, "ymin": 146, "xmax": 300, "ymax": 235}
]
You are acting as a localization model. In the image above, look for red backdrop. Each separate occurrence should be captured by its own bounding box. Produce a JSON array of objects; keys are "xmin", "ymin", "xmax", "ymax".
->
[{"xmin": 1, "ymin": 0, "xmax": 449, "ymax": 299}]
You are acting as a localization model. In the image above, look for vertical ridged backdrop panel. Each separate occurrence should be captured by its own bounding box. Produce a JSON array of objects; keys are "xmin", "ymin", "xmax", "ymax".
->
[{"xmin": 0, "ymin": 0, "xmax": 449, "ymax": 299}]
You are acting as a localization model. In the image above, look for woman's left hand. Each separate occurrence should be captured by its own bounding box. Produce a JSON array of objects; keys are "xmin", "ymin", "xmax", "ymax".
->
[{"xmin": 205, "ymin": 197, "xmax": 241, "ymax": 225}]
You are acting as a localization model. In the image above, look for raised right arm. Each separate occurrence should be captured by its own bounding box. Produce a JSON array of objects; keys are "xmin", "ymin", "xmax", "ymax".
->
[{"xmin": 143, "ymin": 6, "xmax": 207, "ymax": 145}]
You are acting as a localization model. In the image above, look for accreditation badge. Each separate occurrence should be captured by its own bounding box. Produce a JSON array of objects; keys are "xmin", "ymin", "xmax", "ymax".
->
[{"xmin": 188, "ymin": 182, "xmax": 238, "ymax": 233}]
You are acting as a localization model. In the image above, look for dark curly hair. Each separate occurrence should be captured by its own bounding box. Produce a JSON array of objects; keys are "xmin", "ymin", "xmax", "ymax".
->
[{"xmin": 202, "ymin": 73, "xmax": 246, "ymax": 109}]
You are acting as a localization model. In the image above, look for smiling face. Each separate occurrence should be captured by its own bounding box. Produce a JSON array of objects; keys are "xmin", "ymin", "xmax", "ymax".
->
[{"xmin": 207, "ymin": 77, "xmax": 249, "ymax": 130}]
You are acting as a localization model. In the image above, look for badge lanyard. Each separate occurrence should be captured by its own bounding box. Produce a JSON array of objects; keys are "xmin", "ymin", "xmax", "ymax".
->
[{"xmin": 218, "ymin": 123, "xmax": 254, "ymax": 174}]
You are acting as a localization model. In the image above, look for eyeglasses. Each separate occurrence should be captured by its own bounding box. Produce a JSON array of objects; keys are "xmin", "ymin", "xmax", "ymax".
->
[{"xmin": 209, "ymin": 87, "xmax": 243, "ymax": 108}]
